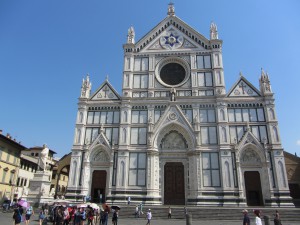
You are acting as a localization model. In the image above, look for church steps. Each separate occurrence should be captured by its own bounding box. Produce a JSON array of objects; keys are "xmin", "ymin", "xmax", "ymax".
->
[{"xmin": 113, "ymin": 205, "xmax": 300, "ymax": 221}]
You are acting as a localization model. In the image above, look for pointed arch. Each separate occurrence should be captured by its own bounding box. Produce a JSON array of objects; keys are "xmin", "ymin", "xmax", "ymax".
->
[
  {"xmin": 224, "ymin": 161, "xmax": 231, "ymax": 187},
  {"xmin": 122, "ymin": 128, "xmax": 127, "ymax": 143},
  {"xmin": 273, "ymin": 126, "xmax": 279, "ymax": 142},
  {"xmin": 72, "ymin": 161, "xmax": 77, "ymax": 185},
  {"xmin": 220, "ymin": 109, "xmax": 225, "ymax": 121},
  {"xmin": 221, "ymin": 127, "xmax": 227, "ymax": 142},
  {"xmin": 76, "ymin": 129, "xmax": 81, "ymax": 144},
  {"xmin": 153, "ymin": 122, "xmax": 195, "ymax": 150},
  {"xmin": 278, "ymin": 161, "xmax": 287, "ymax": 188},
  {"xmin": 79, "ymin": 112, "xmax": 83, "ymax": 123},
  {"xmin": 121, "ymin": 161, "xmax": 125, "ymax": 186}
]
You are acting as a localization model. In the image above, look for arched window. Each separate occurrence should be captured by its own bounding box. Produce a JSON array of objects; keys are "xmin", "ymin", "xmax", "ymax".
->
[
  {"xmin": 220, "ymin": 109, "xmax": 225, "ymax": 121},
  {"xmin": 273, "ymin": 126, "xmax": 279, "ymax": 142},
  {"xmin": 76, "ymin": 129, "xmax": 81, "ymax": 144},
  {"xmin": 72, "ymin": 161, "xmax": 77, "ymax": 185},
  {"xmin": 278, "ymin": 161, "xmax": 287, "ymax": 188},
  {"xmin": 225, "ymin": 161, "xmax": 231, "ymax": 187},
  {"xmin": 269, "ymin": 108, "xmax": 275, "ymax": 120},
  {"xmin": 123, "ymin": 128, "xmax": 127, "ymax": 143},
  {"xmin": 79, "ymin": 112, "xmax": 83, "ymax": 123},
  {"xmin": 124, "ymin": 111, "xmax": 128, "ymax": 122},
  {"xmin": 222, "ymin": 127, "xmax": 227, "ymax": 142}
]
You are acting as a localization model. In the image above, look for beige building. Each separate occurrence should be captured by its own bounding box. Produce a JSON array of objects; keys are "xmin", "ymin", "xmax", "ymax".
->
[{"xmin": 0, "ymin": 131, "xmax": 26, "ymax": 202}]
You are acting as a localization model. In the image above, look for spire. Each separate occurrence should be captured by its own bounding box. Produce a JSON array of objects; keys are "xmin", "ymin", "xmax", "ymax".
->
[
  {"xmin": 167, "ymin": 2, "xmax": 175, "ymax": 16},
  {"xmin": 210, "ymin": 22, "xmax": 218, "ymax": 40},
  {"xmin": 127, "ymin": 26, "xmax": 135, "ymax": 44},
  {"xmin": 80, "ymin": 74, "xmax": 92, "ymax": 98},
  {"xmin": 259, "ymin": 68, "xmax": 272, "ymax": 94}
]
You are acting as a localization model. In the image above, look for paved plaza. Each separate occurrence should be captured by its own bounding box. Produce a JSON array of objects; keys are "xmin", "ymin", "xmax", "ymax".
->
[{"xmin": 1, "ymin": 211, "xmax": 299, "ymax": 225}]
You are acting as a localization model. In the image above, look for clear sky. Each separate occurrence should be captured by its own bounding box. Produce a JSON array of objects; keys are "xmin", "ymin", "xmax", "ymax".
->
[{"xmin": 0, "ymin": 0, "xmax": 299, "ymax": 158}]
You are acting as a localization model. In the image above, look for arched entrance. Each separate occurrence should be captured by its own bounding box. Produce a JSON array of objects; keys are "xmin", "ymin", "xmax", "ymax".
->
[
  {"xmin": 91, "ymin": 170, "xmax": 107, "ymax": 203},
  {"xmin": 244, "ymin": 171, "xmax": 263, "ymax": 206},
  {"xmin": 164, "ymin": 162, "xmax": 185, "ymax": 205}
]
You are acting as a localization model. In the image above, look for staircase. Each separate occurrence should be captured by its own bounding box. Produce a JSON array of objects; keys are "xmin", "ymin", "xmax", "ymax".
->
[{"xmin": 114, "ymin": 205, "xmax": 300, "ymax": 222}]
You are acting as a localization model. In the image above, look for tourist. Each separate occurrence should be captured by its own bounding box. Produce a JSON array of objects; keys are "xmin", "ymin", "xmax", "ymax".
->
[
  {"xmin": 103, "ymin": 205, "xmax": 110, "ymax": 225},
  {"xmin": 127, "ymin": 196, "xmax": 131, "ymax": 205},
  {"xmin": 254, "ymin": 210, "xmax": 262, "ymax": 225},
  {"xmin": 87, "ymin": 207, "xmax": 94, "ymax": 225},
  {"xmin": 13, "ymin": 204, "xmax": 24, "ymax": 225},
  {"xmin": 25, "ymin": 205, "xmax": 34, "ymax": 225},
  {"xmin": 242, "ymin": 209, "xmax": 250, "ymax": 225},
  {"xmin": 146, "ymin": 209, "xmax": 152, "ymax": 225},
  {"xmin": 80, "ymin": 208, "xmax": 86, "ymax": 225},
  {"xmin": 63, "ymin": 207, "xmax": 70, "ymax": 225},
  {"xmin": 274, "ymin": 210, "xmax": 281, "ymax": 225},
  {"xmin": 55, "ymin": 206, "xmax": 64, "ymax": 225},
  {"xmin": 112, "ymin": 209, "xmax": 118, "ymax": 225},
  {"xmin": 74, "ymin": 208, "xmax": 81, "ymax": 225},
  {"xmin": 38, "ymin": 208, "xmax": 46, "ymax": 225},
  {"xmin": 168, "ymin": 206, "xmax": 171, "ymax": 219}
]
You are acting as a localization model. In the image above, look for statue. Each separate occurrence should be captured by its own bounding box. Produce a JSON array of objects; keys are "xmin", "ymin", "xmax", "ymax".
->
[
  {"xmin": 127, "ymin": 26, "xmax": 135, "ymax": 44},
  {"xmin": 171, "ymin": 88, "xmax": 176, "ymax": 101},
  {"xmin": 38, "ymin": 144, "xmax": 49, "ymax": 171},
  {"xmin": 210, "ymin": 22, "xmax": 218, "ymax": 40}
]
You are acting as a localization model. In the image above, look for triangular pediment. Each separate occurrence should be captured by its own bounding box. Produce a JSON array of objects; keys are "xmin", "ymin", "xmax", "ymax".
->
[
  {"xmin": 227, "ymin": 76, "xmax": 261, "ymax": 97},
  {"xmin": 89, "ymin": 131, "xmax": 111, "ymax": 150},
  {"xmin": 151, "ymin": 104, "xmax": 196, "ymax": 149},
  {"xmin": 90, "ymin": 80, "xmax": 121, "ymax": 101},
  {"xmin": 135, "ymin": 16, "xmax": 213, "ymax": 53},
  {"xmin": 153, "ymin": 105, "xmax": 194, "ymax": 134}
]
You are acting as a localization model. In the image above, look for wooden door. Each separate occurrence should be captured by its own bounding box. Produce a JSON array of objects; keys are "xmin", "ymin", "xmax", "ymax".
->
[
  {"xmin": 244, "ymin": 171, "xmax": 263, "ymax": 206},
  {"xmin": 91, "ymin": 170, "xmax": 107, "ymax": 203},
  {"xmin": 164, "ymin": 162, "xmax": 185, "ymax": 205}
]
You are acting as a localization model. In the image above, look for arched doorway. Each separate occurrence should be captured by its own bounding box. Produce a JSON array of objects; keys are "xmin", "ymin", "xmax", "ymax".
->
[
  {"xmin": 164, "ymin": 162, "xmax": 185, "ymax": 205},
  {"xmin": 244, "ymin": 171, "xmax": 263, "ymax": 206},
  {"xmin": 91, "ymin": 170, "xmax": 107, "ymax": 203}
]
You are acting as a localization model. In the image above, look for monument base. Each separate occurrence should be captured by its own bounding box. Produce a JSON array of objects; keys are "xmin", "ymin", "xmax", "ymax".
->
[{"xmin": 26, "ymin": 171, "xmax": 54, "ymax": 207}]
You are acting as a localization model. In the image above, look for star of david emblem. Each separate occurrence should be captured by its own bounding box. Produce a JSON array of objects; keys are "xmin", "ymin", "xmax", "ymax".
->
[{"xmin": 164, "ymin": 33, "xmax": 179, "ymax": 47}]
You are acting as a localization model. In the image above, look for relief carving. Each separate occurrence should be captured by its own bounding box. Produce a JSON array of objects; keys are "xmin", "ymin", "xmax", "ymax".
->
[{"xmin": 241, "ymin": 149, "xmax": 261, "ymax": 165}]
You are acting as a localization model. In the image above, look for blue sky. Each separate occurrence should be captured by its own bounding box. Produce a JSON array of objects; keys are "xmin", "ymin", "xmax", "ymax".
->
[{"xmin": 0, "ymin": 0, "xmax": 299, "ymax": 158}]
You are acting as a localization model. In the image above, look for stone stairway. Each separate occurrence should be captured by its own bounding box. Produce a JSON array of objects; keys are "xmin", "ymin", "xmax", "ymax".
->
[{"xmin": 113, "ymin": 205, "xmax": 300, "ymax": 222}]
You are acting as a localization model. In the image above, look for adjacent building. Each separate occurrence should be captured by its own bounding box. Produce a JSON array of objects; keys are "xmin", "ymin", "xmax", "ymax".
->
[
  {"xmin": 0, "ymin": 131, "xmax": 26, "ymax": 201},
  {"xmin": 65, "ymin": 4, "xmax": 292, "ymax": 207}
]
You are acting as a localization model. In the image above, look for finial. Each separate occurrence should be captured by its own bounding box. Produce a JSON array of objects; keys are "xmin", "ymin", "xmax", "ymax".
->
[
  {"xmin": 246, "ymin": 122, "xmax": 250, "ymax": 131},
  {"xmin": 127, "ymin": 26, "xmax": 135, "ymax": 44},
  {"xmin": 210, "ymin": 22, "xmax": 218, "ymax": 40},
  {"xmin": 106, "ymin": 75, "xmax": 109, "ymax": 81},
  {"xmin": 167, "ymin": 2, "xmax": 175, "ymax": 16},
  {"xmin": 239, "ymin": 71, "xmax": 243, "ymax": 77}
]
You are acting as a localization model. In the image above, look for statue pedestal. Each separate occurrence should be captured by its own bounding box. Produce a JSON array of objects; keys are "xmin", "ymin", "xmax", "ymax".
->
[{"xmin": 27, "ymin": 171, "xmax": 53, "ymax": 207}]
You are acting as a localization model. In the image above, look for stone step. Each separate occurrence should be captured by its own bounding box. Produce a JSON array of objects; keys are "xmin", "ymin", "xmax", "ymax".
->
[{"xmin": 112, "ymin": 205, "xmax": 300, "ymax": 221}]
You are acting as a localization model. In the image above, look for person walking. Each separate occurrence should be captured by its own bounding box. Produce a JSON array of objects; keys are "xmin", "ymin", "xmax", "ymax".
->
[
  {"xmin": 13, "ymin": 204, "xmax": 24, "ymax": 225},
  {"xmin": 146, "ymin": 209, "xmax": 152, "ymax": 225},
  {"xmin": 274, "ymin": 210, "xmax": 281, "ymax": 225},
  {"xmin": 242, "ymin": 209, "xmax": 250, "ymax": 225},
  {"xmin": 168, "ymin": 206, "xmax": 171, "ymax": 219},
  {"xmin": 135, "ymin": 205, "xmax": 139, "ymax": 218},
  {"xmin": 254, "ymin": 210, "xmax": 262, "ymax": 225},
  {"xmin": 112, "ymin": 209, "xmax": 118, "ymax": 225},
  {"xmin": 25, "ymin": 205, "xmax": 34, "ymax": 225},
  {"xmin": 38, "ymin": 208, "xmax": 46, "ymax": 225},
  {"xmin": 127, "ymin": 196, "xmax": 131, "ymax": 205}
]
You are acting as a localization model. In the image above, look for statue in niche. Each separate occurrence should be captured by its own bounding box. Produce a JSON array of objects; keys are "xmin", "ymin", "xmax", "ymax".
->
[{"xmin": 171, "ymin": 88, "xmax": 176, "ymax": 101}]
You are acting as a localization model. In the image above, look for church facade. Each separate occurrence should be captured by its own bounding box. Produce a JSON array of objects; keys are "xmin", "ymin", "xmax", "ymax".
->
[{"xmin": 66, "ymin": 4, "xmax": 293, "ymax": 207}]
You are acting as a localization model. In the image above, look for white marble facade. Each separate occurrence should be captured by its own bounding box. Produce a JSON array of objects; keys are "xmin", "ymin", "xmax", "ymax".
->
[{"xmin": 66, "ymin": 4, "xmax": 293, "ymax": 207}]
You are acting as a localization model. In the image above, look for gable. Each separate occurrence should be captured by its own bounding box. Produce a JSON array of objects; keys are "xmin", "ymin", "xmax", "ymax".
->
[
  {"xmin": 90, "ymin": 81, "xmax": 121, "ymax": 101},
  {"xmin": 135, "ymin": 16, "xmax": 212, "ymax": 53},
  {"xmin": 227, "ymin": 76, "xmax": 261, "ymax": 97}
]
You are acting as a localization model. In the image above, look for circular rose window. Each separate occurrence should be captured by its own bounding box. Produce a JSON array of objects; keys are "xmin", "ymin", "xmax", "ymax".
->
[{"xmin": 160, "ymin": 63, "xmax": 186, "ymax": 86}]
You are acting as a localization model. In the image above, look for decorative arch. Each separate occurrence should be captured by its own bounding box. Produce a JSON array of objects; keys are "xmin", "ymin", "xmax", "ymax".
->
[
  {"xmin": 88, "ymin": 144, "xmax": 111, "ymax": 164},
  {"xmin": 153, "ymin": 122, "xmax": 195, "ymax": 150},
  {"xmin": 238, "ymin": 143, "xmax": 265, "ymax": 166}
]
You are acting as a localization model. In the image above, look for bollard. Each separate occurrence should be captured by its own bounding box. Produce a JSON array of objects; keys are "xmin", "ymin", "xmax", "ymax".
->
[
  {"xmin": 263, "ymin": 215, "xmax": 270, "ymax": 225},
  {"xmin": 186, "ymin": 213, "xmax": 192, "ymax": 225}
]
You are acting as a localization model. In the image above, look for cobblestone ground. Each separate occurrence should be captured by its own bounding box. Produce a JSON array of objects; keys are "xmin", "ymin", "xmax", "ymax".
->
[{"xmin": 1, "ymin": 211, "xmax": 299, "ymax": 225}]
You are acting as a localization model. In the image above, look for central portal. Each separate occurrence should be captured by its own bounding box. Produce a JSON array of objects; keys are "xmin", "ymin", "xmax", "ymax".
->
[
  {"xmin": 91, "ymin": 170, "xmax": 107, "ymax": 203},
  {"xmin": 164, "ymin": 162, "xmax": 185, "ymax": 205}
]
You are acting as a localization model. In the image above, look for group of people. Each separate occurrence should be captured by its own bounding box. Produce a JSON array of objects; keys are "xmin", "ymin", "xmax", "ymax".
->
[{"xmin": 243, "ymin": 209, "xmax": 282, "ymax": 225}]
